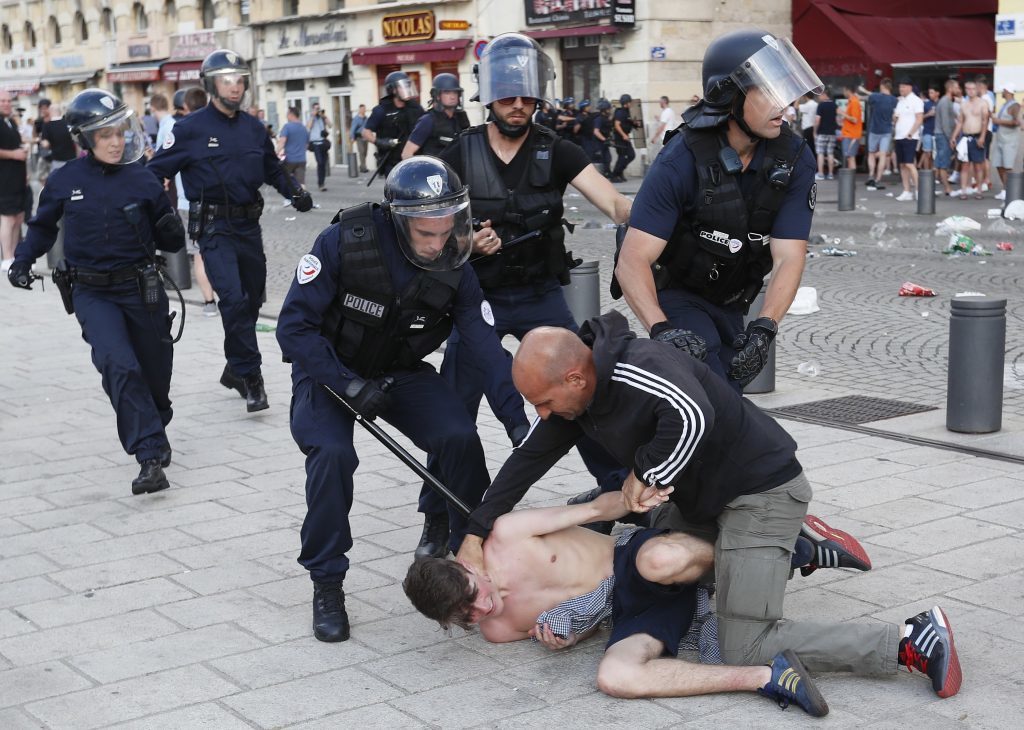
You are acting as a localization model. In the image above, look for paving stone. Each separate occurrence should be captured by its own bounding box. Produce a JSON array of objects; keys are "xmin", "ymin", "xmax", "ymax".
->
[
  {"xmin": 903, "ymin": 460, "xmax": 1009, "ymax": 489},
  {"xmin": 363, "ymin": 641, "xmax": 506, "ymax": 694},
  {"xmin": 283, "ymin": 703, "xmax": 425, "ymax": 730},
  {"xmin": 0, "ymin": 609, "xmax": 35, "ymax": 640},
  {"xmin": 221, "ymin": 666, "xmax": 403, "ymax": 728},
  {"xmin": 0, "ymin": 554, "xmax": 60, "ymax": 583},
  {"xmin": 155, "ymin": 588, "xmax": 280, "ymax": 630},
  {"xmin": 210, "ymin": 637, "xmax": 380, "ymax": 689},
  {"xmin": 0, "ymin": 576, "xmax": 68, "ymax": 609},
  {"xmin": 390, "ymin": 677, "xmax": 548, "ymax": 729},
  {"xmin": 0, "ymin": 523, "xmax": 112, "ymax": 560},
  {"xmin": 0, "ymin": 661, "xmax": 93, "ymax": 709},
  {"xmin": 842, "ymin": 497, "xmax": 962, "ymax": 530},
  {"xmin": 69, "ymin": 623, "xmax": 265, "ymax": 683},
  {"xmin": 0, "ymin": 496, "xmax": 53, "ymax": 518},
  {"xmin": 804, "ymin": 456, "xmax": 917, "ymax": 488},
  {"xmin": 48, "ymin": 553, "xmax": 188, "ymax": 593},
  {"xmin": 916, "ymin": 535, "xmax": 1024, "ymax": 580},
  {"xmin": 865, "ymin": 516, "xmax": 1014, "ymax": 557},
  {"xmin": 828, "ymin": 564, "xmax": 971, "ymax": 608},
  {"xmin": 107, "ymin": 703, "xmax": 254, "ymax": 730},
  {"xmin": 165, "ymin": 528, "xmax": 299, "ymax": 570},
  {"xmin": 929, "ymin": 475, "xmax": 1024, "ymax": 509},
  {"xmin": 949, "ymin": 570, "xmax": 1024, "ymax": 615},
  {"xmin": 810, "ymin": 474, "xmax": 937, "ymax": 511},
  {"xmin": 16, "ymin": 578, "xmax": 195, "ymax": 629},
  {"xmin": 91, "ymin": 501, "xmax": 242, "ymax": 537},
  {"xmin": 40, "ymin": 528, "xmax": 202, "ymax": 569},
  {"xmin": 169, "ymin": 559, "xmax": 284, "ymax": 596},
  {"xmin": 177, "ymin": 509, "xmax": 301, "ymax": 542},
  {"xmin": 967, "ymin": 499, "xmax": 1024, "ymax": 530},
  {"xmin": 24, "ymin": 665, "xmax": 240, "ymax": 730},
  {"xmin": 0, "ymin": 707, "xmax": 49, "ymax": 730},
  {"xmin": 0, "ymin": 610, "xmax": 180, "ymax": 666}
]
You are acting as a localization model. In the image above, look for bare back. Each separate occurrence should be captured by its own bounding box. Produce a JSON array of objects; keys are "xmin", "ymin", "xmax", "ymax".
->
[{"xmin": 479, "ymin": 526, "xmax": 616, "ymax": 642}]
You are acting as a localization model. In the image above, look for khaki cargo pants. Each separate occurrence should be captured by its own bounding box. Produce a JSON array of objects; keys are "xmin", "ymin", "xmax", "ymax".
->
[{"xmin": 653, "ymin": 472, "xmax": 899, "ymax": 674}]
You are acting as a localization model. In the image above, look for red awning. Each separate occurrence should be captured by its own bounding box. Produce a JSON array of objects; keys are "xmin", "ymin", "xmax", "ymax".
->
[
  {"xmin": 352, "ymin": 39, "xmax": 471, "ymax": 66},
  {"xmin": 162, "ymin": 61, "xmax": 202, "ymax": 83},
  {"xmin": 523, "ymin": 25, "xmax": 619, "ymax": 40},
  {"xmin": 794, "ymin": 0, "xmax": 996, "ymax": 78}
]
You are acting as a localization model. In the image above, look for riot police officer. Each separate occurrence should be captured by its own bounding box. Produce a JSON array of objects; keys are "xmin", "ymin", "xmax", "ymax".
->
[
  {"xmin": 172, "ymin": 89, "xmax": 187, "ymax": 120},
  {"xmin": 609, "ymin": 93, "xmax": 637, "ymax": 182},
  {"xmin": 8, "ymin": 89, "xmax": 186, "ymax": 495},
  {"xmin": 276, "ymin": 157, "xmax": 528, "ymax": 642},
  {"xmin": 149, "ymin": 49, "xmax": 313, "ymax": 413},
  {"xmin": 363, "ymin": 71, "xmax": 424, "ymax": 177},
  {"xmin": 593, "ymin": 99, "xmax": 615, "ymax": 175},
  {"xmin": 401, "ymin": 73, "xmax": 470, "ymax": 159},
  {"xmin": 576, "ymin": 99, "xmax": 600, "ymax": 161},
  {"xmin": 615, "ymin": 29, "xmax": 820, "ymax": 392},
  {"xmin": 417, "ymin": 32, "xmax": 632, "ymax": 556}
]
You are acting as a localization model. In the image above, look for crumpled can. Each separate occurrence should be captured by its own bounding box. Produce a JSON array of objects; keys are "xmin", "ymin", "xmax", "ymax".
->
[
  {"xmin": 821, "ymin": 246, "xmax": 857, "ymax": 256},
  {"xmin": 899, "ymin": 281, "xmax": 937, "ymax": 297},
  {"xmin": 997, "ymin": 242, "xmax": 1015, "ymax": 251}
]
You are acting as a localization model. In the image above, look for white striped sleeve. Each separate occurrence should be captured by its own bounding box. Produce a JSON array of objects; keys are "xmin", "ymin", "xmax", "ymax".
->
[{"xmin": 611, "ymin": 362, "xmax": 706, "ymax": 486}]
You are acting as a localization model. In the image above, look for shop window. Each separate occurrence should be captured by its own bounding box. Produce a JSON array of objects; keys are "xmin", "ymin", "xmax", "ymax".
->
[
  {"xmin": 284, "ymin": 0, "xmax": 299, "ymax": 16},
  {"xmin": 101, "ymin": 8, "xmax": 115, "ymax": 37},
  {"xmin": 24, "ymin": 21, "xmax": 36, "ymax": 49},
  {"xmin": 201, "ymin": 0, "xmax": 215, "ymax": 29},
  {"xmin": 134, "ymin": 3, "xmax": 148, "ymax": 33},
  {"xmin": 584, "ymin": 35, "xmax": 600, "ymax": 47},
  {"xmin": 563, "ymin": 37, "xmax": 579, "ymax": 49},
  {"xmin": 164, "ymin": 0, "xmax": 177, "ymax": 26},
  {"xmin": 285, "ymin": 79, "xmax": 305, "ymax": 92},
  {"xmin": 49, "ymin": 15, "xmax": 61, "ymax": 46},
  {"xmin": 1, "ymin": 25, "xmax": 10, "ymax": 53},
  {"xmin": 74, "ymin": 12, "xmax": 88, "ymax": 43},
  {"xmin": 328, "ymin": 0, "xmax": 344, "ymax": 9}
]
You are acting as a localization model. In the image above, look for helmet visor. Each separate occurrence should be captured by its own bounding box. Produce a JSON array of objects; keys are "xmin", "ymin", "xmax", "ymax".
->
[
  {"xmin": 731, "ymin": 37, "xmax": 823, "ymax": 113},
  {"xmin": 478, "ymin": 45, "xmax": 555, "ymax": 106},
  {"xmin": 391, "ymin": 193, "xmax": 473, "ymax": 271},
  {"xmin": 394, "ymin": 77, "xmax": 418, "ymax": 101},
  {"xmin": 79, "ymin": 108, "xmax": 147, "ymax": 165}
]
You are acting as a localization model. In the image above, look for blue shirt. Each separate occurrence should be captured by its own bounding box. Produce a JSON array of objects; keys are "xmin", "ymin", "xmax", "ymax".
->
[
  {"xmin": 148, "ymin": 103, "xmax": 296, "ymax": 205},
  {"xmin": 276, "ymin": 208, "xmax": 527, "ymax": 433},
  {"xmin": 279, "ymin": 121, "xmax": 309, "ymax": 163},
  {"xmin": 629, "ymin": 129, "xmax": 817, "ymax": 243},
  {"xmin": 408, "ymin": 111, "xmax": 436, "ymax": 147},
  {"xmin": 16, "ymin": 155, "xmax": 179, "ymax": 270},
  {"xmin": 867, "ymin": 93, "xmax": 898, "ymax": 135},
  {"xmin": 922, "ymin": 99, "xmax": 936, "ymax": 136},
  {"xmin": 351, "ymin": 113, "xmax": 367, "ymax": 140}
]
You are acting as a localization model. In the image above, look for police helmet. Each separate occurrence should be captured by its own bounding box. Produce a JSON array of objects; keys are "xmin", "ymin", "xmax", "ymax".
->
[
  {"xmin": 597, "ymin": 99, "xmax": 612, "ymax": 112},
  {"xmin": 430, "ymin": 73, "xmax": 463, "ymax": 108},
  {"xmin": 700, "ymin": 30, "xmax": 822, "ymax": 118},
  {"xmin": 200, "ymin": 49, "xmax": 250, "ymax": 112},
  {"xmin": 385, "ymin": 71, "xmax": 418, "ymax": 101},
  {"xmin": 579, "ymin": 99, "xmax": 591, "ymax": 110},
  {"xmin": 619, "ymin": 94, "xmax": 632, "ymax": 105},
  {"xmin": 65, "ymin": 89, "xmax": 148, "ymax": 165},
  {"xmin": 383, "ymin": 157, "xmax": 473, "ymax": 271},
  {"xmin": 563, "ymin": 96, "xmax": 575, "ymax": 107},
  {"xmin": 475, "ymin": 32, "xmax": 555, "ymax": 106},
  {"xmin": 172, "ymin": 89, "xmax": 187, "ymax": 111}
]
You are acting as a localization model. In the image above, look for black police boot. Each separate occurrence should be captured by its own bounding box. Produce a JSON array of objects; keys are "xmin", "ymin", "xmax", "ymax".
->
[
  {"xmin": 244, "ymin": 372, "xmax": 269, "ymax": 412},
  {"xmin": 414, "ymin": 512, "xmax": 450, "ymax": 560},
  {"xmin": 132, "ymin": 459, "xmax": 170, "ymax": 495},
  {"xmin": 566, "ymin": 487, "xmax": 613, "ymax": 534},
  {"xmin": 220, "ymin": 365, "xmax": 247, "ymax": 398},
  {"xmin": 312, "ymin": 581, "xmax": 350, "ymax": 642},
  {"xmin": 159, "ymin": 445, "xmax": 172, "ymax": 469}
]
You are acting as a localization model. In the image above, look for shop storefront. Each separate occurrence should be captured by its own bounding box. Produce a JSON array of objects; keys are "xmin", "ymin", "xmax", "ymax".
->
[
  {"xmin": 0, "ymin": 50, "xmax": 44, "ymax": 108},
  {"xmin": 165, "ymin": 30, "xmax": 226, "ymax": 95},
  {"xmin": 40, "ymin": 52, "xmax": 102, "ymax": 105}
]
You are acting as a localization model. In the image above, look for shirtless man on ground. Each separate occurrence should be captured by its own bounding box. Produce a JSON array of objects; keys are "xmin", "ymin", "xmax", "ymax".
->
[
  {"xmin": 404, "ymin": 489, "xmax": 832, "ymax": 717},
  {"xmin": 951, "ymin": 80, "xmax": 990, "ymax": 199}
]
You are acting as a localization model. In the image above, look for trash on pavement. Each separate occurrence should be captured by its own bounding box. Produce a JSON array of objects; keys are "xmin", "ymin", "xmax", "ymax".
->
[
  {"xmin": 944, "ymin": 234, "xmax": 990, "ymax": 255},
  {"xmin": 987, "ymin": 218, "xmax": 1017, "ymax": 234},
  {"xmin": 997, "ymin": 242, "xmax": 1015, "ymax": 251},
  {"xmin": 935, "ymin": 215, "xmax": 981, "ymax": 236},
  {"xmin": 1004, "ymin": 199, "xmax": 1024, "ymax": 220},
  {"xmin": 955, "ymin": 291, "xmax": 986, "ymax": 297},
  {"xmin": 869, "ymin": 221, "xmax": 888, "ymax": 239},
  {"xmin": 255, "ymin": 323, "xmax": 276, "ymax": 333},
  {"xmin": 899, "ymin": 281, "xmax": 937, "ymax": 297},
  {"xmin": 987, "ymin": 208, "xmax": 1004, "ymax": 218},
  {"xmin": 821, "ymin": 246, "xmax": 857, "ymax": 256},
  {"xmin": 787, "ymin": 286, "xmax": 820, "ymax": 315},
  {"xmin": 285, "ymin": 216, "xmax": 296, "ymax": 221},
  {"xmin": 797, "ymin": 361, "xmax": 820, "ymax": 377}
]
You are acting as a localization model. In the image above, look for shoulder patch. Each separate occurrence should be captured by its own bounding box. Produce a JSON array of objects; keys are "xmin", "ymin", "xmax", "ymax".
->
[
  {"xmin": 162, "ymin": 131, "xmax": 175, "ymax": 149},
  {"xmin": 807, "ymin": 183, "xmax": 817, "ymax": 211},
  {"xmin": 297, "ymin": 254, "xmax": 322, "ymax": 284},
  {"xmin": 481, "ymin": 299, "xmax": 495, "ymax": 326}
]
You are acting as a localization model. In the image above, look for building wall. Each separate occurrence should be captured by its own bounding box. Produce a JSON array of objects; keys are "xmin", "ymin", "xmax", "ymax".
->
[{"xmin": 997, "ymin": 0, "xmax": 1024, "ymax": 91}]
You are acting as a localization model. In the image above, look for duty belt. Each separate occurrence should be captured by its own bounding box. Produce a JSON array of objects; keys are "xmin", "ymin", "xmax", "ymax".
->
[
  {"xmin": 72, "ymin": 263, "xmax": 146, "ymax": 287},
  {"xmin": 193, "ymin": 202, "xmax": 262, "ymax": 220}
]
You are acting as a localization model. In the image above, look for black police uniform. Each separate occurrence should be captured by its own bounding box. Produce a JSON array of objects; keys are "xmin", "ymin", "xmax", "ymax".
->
[
  {"xmin": 365, "ymin": 98, "xmax": 424, "ymax": 175},
  {"xmin": 595, "ymin": 111, "xmax": 614, "ymax": 172},
  {"xmin": 276, "ymin": 206, "xmax": 527, "ymax": 585},
  {"xmin": 434, "ymin": 124, "xmax": 626, "ymax": 510},
  {"xmin": 626, "ymin": 124, "xmax": 815, "ymax": 390},
  {"xmin": 13, "ymin": 157, "xmax": 182, "ymax": 467},
  {"xmin": 611, "ymin": 105, "xmax": 636, "ymax": 178},
  {"xmin": 407, "ymin": 107, "xmax": 470, "ymax": 157},
  {"xmin": 148, "ymin": 104, "xmax": 300, "ymax": 385},
  {"xmin": 578, "ymin": 109, "xmax": 600, "ymax": 163}
]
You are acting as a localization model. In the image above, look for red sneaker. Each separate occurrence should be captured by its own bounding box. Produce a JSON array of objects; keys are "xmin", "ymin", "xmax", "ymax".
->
[
  {"xmin": 900, "ymin": 606, "xmax": 962, "ymax": 698},
  {"xmin": 799, "ymin": 514, "xmax": 872, "ymax": 576}
]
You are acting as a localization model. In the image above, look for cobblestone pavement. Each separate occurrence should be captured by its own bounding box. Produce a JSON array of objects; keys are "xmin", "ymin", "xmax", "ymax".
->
[{"xmin": 2, "ymin": 167, "xmax": 1023, "ymax": 727}]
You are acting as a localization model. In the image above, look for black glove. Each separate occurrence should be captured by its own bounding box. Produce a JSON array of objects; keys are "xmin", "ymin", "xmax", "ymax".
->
[
  {"xmin": 343, "ymin": 376, "xmax": 393, "ymax": 420},
  {"xmin": 509, "ymin": 424, "xmax": 530, "ymax": 447},
  {"xmin": 376, "ymin": 137, "xmax": 399, "ymax": 151},
  {"xmin": 291, "ymin": 190, "xmax": 313, "ymax": 213},
  {"xmin": 728, "ymin": 317, "xmax": 778, "ymax": 387},
  {"xmin": 154, "ymin": 212, "xmax": 186, "ymax": 251},
  {"xmin": 8, "ymin": 261, "xmax": 34, "ymax": 290},
  {"xmin": 650, "ymin": 321, "xmax": 708, "ymax": 362}
]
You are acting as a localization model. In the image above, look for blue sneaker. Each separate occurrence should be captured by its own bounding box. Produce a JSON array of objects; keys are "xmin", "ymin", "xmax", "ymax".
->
[{"xmin": 758, "ymin": 650, "xmax": 829, "ymax": 717}]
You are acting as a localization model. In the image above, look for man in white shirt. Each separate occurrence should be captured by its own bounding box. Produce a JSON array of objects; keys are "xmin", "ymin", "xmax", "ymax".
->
[
  {"xmin": 651, "ymin": 96, "xmax": 679, "ymax": 158},
  {"xmin": 798, "ymin": 93, "xmax": 818, "ymax": 148},
  {"xmin": 893, "ymin": 78, "xmax": 924, "ymax": 201}
]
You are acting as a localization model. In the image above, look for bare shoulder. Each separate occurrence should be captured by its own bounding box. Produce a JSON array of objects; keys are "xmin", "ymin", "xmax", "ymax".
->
[{"xmin": 479, "ymin": 617, "xmax": 529, "ymax": 644}]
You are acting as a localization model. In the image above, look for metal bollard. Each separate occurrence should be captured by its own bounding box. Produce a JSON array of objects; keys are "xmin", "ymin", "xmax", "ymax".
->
[
  {"xmin": 45, "ymin": 222, "xmax": 64, "ymax": 270},
  {"xmin": 161, "ymin": 248, "xmax": 192, "ymax": 290},
  {"xmin": 348, "ymin": 152, "xmax": 358, "ymax": 178},
  {"xmin": 742, "ymin": 287, "xmax": 776, "ymax": 394},
  {"xmin": 1003, "ymin": 171, "xmax": 1024, "ymax": 215},
  {"xmin": 946, "ymin": 295, "xmax": 1006, "ymax": 433},
  {"xmin": 837, "ymin": 168, "xmax": 855, "ymax": 211},
  {"xmin": 916, "ymin": 169, "xmax": 935, "ymax": 215},
  {"xmin": 564, "ymin": 261, "xmax": 600, "ymax": 325}
]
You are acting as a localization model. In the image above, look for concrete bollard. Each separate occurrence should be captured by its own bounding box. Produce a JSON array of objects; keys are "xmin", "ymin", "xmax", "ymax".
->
[
  {"xmin": 837, "ymin": 168, "xmax": 855, "ymax": 211},
  {"xmin": 564, "ymin": 261, "xmax": 601, "ymax": 325},
  {"xmin": 161, "ymin": 248, "xmax": 192, "ymax": 291},
  {"xmin": 946, "ymin": 295, "xmax": 1006, "ymax": 433},
  {"xmin": 742, "ymin": 287, "xmax": 775, "ymax": 394},
  {"xmin": 348, "ymin": 152, "xmax": 359, "ymax": 178},
  {"xmin": 45, "ymin": 222, "xmax": 64, "ymax": 270},
  {"xmin": 916, "ymin": 169, "xmax": 935, "ymax": 215},
  {"xmin": 1003, "ymin": 171, "xmax": 1024, "ymax": 215}
]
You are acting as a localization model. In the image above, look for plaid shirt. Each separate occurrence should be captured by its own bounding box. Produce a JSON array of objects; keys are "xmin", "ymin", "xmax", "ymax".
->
[{"xmin": 533, "ymin": 527, "xmax": 722, "ymax": 663}]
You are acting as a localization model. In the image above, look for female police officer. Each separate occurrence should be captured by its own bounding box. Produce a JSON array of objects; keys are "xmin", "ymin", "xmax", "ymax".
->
[
  {"xmin": 615, "ymin": 30, "xmax": 821, "ymax": 392},
  {"xmin": 8, "ymin": 89, "xmax": 185, "ymax": 495},
  {"xmin": 276, "ymin": 157, "xmax": 528, "ymax": 642}
]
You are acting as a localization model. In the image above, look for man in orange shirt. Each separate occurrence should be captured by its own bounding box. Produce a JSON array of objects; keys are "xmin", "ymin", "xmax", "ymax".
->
[{"xmin": 840, "ymin": 85, "xmax": 863, "ymax": 169}]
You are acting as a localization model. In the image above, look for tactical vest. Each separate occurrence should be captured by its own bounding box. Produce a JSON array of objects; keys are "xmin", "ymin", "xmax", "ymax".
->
[
  {"xmin": 375, "ymin": 99, "xmax": 422, "ymax": 147},
  {"xmin": 319, "ymin": 203, "xmax": 462, "ymax": 378},
  {"xmin": 658, "ymin": 124, "xmax": 803, "ymax": 308},
  {"xmin": 419, "ymin": 109, "xmax": 470, "ymax": 157},
  {"xmin": 459, "ymin": 124, "xmax": 570, "ymax": 289}
]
